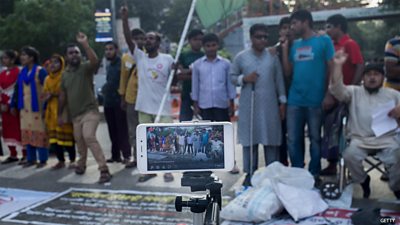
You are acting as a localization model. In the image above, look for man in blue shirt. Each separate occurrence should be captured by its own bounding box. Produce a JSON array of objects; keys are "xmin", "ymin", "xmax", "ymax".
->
[
  {"xmin": 281, "ymin": 9, "xmax": 335, "ymax": 178},
  {"xmin": 191, "ymin": 33, "xmax": 236, "ymax": 121}
]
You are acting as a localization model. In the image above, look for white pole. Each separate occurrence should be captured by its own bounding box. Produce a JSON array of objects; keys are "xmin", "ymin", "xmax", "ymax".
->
[
  {"xmin": 155, "ymin": 0, "xmax": 198, "ymax": 123},
  {"xmin": 110, "ymin": 0, "xmax": 117, "ymax": 41}
]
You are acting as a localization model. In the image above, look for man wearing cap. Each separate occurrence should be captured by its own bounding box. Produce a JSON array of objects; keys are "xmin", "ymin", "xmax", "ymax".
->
[{"xmin": 330, "ymin": 50, "xmax": 400, "ymax": 199}]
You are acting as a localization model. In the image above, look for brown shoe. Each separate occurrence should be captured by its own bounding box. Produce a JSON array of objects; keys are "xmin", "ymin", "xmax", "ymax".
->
[
  {"xmin": 163, "ymin": 173, "xmax": 174, "ymax": 182},
  {"xmin": 98, "ymin": 171, "xmax": 112, "ymax": 183},
  {"xmin": 51, "ymin": 162, "xmax": 65, "ymax": 170},
  {"xmin": 75, "ymin": 166, "xmax": 86, "ymax": 175}
]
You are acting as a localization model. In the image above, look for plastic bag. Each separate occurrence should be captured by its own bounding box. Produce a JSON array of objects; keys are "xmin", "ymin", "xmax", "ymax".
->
[
  {"xmin": 221, "ymin": 186, "xmax": 283, "ymax": 223},
  {"xmin": 272, "ymin": 181, "xmax": 328, "ymax": 222},
  {"xmin": 251, "ymin": 162, "xmax": 315, "ymax": 189}
]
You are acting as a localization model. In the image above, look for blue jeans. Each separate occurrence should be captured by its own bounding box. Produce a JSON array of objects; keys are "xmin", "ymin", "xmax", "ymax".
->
[
  {"xmin": 26, "ymin": 145, "xmax": 48, "ymax": 163},
  {"xmin": 286, "ymin": 105, "xmax": 322, "ymax": 176}
]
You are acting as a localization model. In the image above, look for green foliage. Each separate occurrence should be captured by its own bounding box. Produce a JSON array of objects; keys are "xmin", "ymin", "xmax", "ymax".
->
[
  {"xmin": 161, "ymin": 0, "xmax": 193, "ymax": 41},
  {"xmin": 0, "ymin": 0, "xmax": 96, "ymax": 61},
  {"xmin": 349, "ymin": 17, "xmax": 400, "ymax": 61}
]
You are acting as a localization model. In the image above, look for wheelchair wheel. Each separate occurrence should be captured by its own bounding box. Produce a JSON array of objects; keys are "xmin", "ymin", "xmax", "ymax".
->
[{"xmin": 320, "ymin": 182, "xmax": 342, "ymax": 200}]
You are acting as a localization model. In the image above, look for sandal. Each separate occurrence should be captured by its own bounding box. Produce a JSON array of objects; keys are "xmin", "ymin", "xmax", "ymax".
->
[
  {"xmin": 22, "ymin": 161, "xmax": 36, "ymax": 168},
  {"xmin": 36, "ymin": 162, "xmax": 47, "ymax": 168},
  {"xmin": 51, "ymin": 162, "xmax": 65, "ymax": 170},
  {"xmin": 75, "ymin": 166, "xmax": 86, "ymax": 175},
  {"xmin": 18, "ymin": 157, "xmax": 27, "ymax": 165},
  {"xmin": 98, "ymin": 171, "xmax": 112, "ymax": 183},
  {"xmin": 138, "ymin": 174, "xmax": 157, "ymax": 182},
  {"xmin": 229, "ymin": 164, "xmax": 240, "ymax": 174},
  {"xmin": 1, "ymin": 157, "xmax": 19, "ymax": 164},
  {"xmin": 163, "ymin": 173, "xmax": 174, "ymax": 182}
]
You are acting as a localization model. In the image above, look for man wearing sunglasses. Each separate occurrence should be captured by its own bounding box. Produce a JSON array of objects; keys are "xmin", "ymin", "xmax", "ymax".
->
[{"xmin": 230, "ymin": 23, "xmax": 286, "ymax": 186}]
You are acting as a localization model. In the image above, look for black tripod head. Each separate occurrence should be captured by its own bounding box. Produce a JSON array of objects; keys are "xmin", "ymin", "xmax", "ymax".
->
[{"xmin": 175, "ymin": 171, "xmax": 223, "ymax": 225}]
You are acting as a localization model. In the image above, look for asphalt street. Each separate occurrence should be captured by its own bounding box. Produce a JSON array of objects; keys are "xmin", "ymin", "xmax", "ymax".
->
[{"xmin": 0, "ymin": 115, "xmax": 399, "ymax": 224}]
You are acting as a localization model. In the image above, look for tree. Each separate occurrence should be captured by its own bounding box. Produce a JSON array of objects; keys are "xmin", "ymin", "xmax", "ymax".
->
[
  {"xmin": 161, "ymin": 0, "xmax": 203, "ymax": 41},
  {"xmin": 0, "ymin": 0, "xmax": 97, "ymax": 61}
]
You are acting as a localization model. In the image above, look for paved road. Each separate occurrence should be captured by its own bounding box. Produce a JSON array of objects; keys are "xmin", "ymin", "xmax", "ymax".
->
[
  {"xmin": 0, "ymin": 121, "xmax": 244, "ymax": 195},
  {"xmin": 0, "ymin": 119, "xmax": 399, "ymax": 224}
]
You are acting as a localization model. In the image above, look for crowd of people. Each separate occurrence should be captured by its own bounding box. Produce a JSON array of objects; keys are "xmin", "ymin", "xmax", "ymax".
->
[
  {"xmin": 146, "ymin": 127, "xmax": 223, "ymax": 160},
  {"xmin": 0, "ymin": 7, "xmax": 399, "ymax": 199}
]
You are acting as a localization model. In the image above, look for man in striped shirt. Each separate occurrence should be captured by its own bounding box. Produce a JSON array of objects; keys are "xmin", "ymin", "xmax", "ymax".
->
[{"xmin": 384, "ymin": 35, "xmax": 400, "ymax": 91}]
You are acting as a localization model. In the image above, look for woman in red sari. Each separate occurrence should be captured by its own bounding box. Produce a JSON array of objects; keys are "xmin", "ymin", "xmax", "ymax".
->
[{"xmin": 0, "ymin": 50, "xmax": 25, "ymax": 164}]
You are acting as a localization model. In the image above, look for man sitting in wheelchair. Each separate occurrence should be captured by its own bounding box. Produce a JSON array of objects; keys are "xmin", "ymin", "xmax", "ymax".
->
[{"xmin": 330, "ymin": 50, "xmax": 400, "ymax": 199}]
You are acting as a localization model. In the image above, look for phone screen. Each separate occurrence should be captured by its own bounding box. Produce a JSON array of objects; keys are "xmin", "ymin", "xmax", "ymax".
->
[{"xmin": 145, "ymin": 125, "xmax": 225, "ymax": 171}]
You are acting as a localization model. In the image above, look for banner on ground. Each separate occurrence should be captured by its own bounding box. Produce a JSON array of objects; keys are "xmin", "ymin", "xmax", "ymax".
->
[
  {"xmin": 0, "ymin": 188, "xmax": 55, "ymax": 219},
  {"xmin": 2, "ymin": 188, "xmax": 194, "ymax": 225},
  {"xmin": 222, "ymin": 208, "xmax": 400, "ymax": 225}
]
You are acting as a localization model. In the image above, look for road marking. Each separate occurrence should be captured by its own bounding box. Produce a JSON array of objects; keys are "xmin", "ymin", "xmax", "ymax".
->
[
  {"xmin": 0, "ymin": 158, "xmax": 57, "ymax": 179},
  {"xmin": 58, "ymin": 160, "xmax": 125, "ymax": 184}
]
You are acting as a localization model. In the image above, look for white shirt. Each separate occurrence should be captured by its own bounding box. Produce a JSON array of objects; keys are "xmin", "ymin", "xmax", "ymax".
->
[
  {"xmin": 330, "ymin": 77, "xmax": 400, "ymax": 148},
  {"xmin": 211, "ymin": 140, "xmax": 223, "ymax": 152},
  {"xmin": 179, "ymin": 135, "xmax": 185, "ymax": 145},
  {"xmin": 131, "ymin": 47, "xmax": 174, "ymax": 115}
]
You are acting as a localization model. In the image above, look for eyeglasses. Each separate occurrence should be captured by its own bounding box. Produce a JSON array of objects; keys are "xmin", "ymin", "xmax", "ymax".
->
[
  {"xmin": 253, "ymin": 35, "xmax": 268, "ymax": 40},
  {"xmin": 325, "ymin": 24, "xmax": 333, "ymax": 29}
]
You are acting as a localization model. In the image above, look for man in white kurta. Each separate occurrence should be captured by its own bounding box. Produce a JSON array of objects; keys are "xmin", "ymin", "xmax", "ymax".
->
[
  {"xmin": 329, "ymin": 50, "xmax": 400, "ymax": 199},
  {"xmin": 230, "ymin": 24, "xmax": 286, "ymax": 186}
]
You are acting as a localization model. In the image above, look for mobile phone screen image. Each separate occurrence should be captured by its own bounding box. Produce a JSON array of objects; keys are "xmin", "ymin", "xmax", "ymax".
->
[{"xmin": 145, "ymin": 125, "xmax": 225, "ymax": 171}]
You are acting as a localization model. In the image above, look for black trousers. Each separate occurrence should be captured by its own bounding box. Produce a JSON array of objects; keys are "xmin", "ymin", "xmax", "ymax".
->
[
  {"xmin": 104, "ymin": 106, "xmax": 132, "ymax": 160},
  {"xmin": 0, "ymin": 138, "xmax": 3, "ymax": 156},
  {"xmin": 279, "ymin": 119, "xmax": 288, "ymax": 165},
  {"xmin": 51, "ymin": 143, "xmax": 76, "ymax": 162},
  {"xmin": 200, "ymin": 107, "xmax": 230, "ymax": 122}
]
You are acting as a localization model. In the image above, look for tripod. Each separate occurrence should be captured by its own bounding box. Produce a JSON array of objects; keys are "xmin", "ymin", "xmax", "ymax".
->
[{"xmin": 175, "ymin": 171, "xmax": 222, "ymax": 225}]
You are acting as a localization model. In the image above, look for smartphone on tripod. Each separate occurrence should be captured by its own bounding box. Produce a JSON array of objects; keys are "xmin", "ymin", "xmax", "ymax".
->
[{"xmin": 136, "ymin": 122, "xmax": 235, "ymax": 173}]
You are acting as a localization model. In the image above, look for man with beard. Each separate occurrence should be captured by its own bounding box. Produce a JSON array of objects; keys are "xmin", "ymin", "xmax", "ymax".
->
[
  {"xmin": 102, "ymin": 42, "xmax": 131, "ymax": 164},
  {"xmin": 330, "ymin": 50, "xmax": 400, "ymax": 199},
  {"xmin": 119, "ymin": 28, "xmax": 146, "ymax": 169},
  {"xmin": 59, "ymin": 32, "xmax": 111, "ymax": 184},
  {"xmin": 121, "ymin": 6, "xmax": 174, "ymax": 182}
]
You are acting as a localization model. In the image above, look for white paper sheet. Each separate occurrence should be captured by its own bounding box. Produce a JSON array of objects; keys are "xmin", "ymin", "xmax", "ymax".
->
[{"xmin": 371, "ymin": 100, "xmax": 398, "ymax": 137}]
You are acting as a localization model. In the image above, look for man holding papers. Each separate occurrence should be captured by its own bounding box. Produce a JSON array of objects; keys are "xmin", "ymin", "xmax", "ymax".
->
[{"xmin": 329, "ymin": 50, "xmax": 400, "ymax": 199}]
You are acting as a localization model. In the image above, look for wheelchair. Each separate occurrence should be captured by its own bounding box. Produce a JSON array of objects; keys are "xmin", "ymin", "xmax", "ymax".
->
[{"xmin": 320, "ymin": 105, "xmax": 389, "ymax": 200}]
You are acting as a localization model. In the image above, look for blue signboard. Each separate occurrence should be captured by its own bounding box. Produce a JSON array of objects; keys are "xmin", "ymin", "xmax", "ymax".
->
[{"xmin": 95, "ymin": 10, "xmax": 113, "ymax": 42}]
